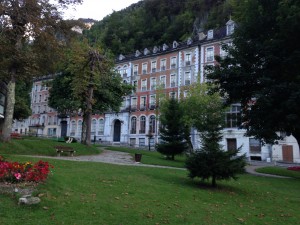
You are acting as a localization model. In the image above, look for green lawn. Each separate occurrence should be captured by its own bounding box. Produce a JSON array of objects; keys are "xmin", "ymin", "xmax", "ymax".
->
[
  {"xmin": 1, "ymin": 155, "xmax": 300, "ymax": 225},
  {"xmin": 104, "ymin": 145, "xmax": 186, "ymax": 168},
  {"xmin": 256, "ymin": 166, "xmax": 300, "ymax": 179},
  {"xmin": 0, "ymin": 137, "xmax": 100, "ymax": 156}
]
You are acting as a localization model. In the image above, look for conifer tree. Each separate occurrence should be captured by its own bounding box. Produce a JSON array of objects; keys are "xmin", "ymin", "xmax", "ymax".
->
[{"xmin": 156, "ymin": 98, "xmax": 189, "ymax": 160}]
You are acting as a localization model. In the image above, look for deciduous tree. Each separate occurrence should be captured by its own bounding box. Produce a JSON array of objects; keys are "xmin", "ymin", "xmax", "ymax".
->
[{"xmin": 0, "ymin": 0, "xmax": 82, "ymax": 141}]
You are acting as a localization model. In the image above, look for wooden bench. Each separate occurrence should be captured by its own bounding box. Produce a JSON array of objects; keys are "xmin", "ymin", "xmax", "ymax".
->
[
  {"xmin": 10, "ymin": 133, "xmax": 23, "ymax": 139},
  {"xmin": 55, "ymin": 146, "xmax": 75, "ymax": 157}
]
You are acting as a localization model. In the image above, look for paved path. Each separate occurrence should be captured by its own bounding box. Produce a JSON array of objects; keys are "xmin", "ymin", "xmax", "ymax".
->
[{"xmin": 29, "ymin": 148, "xmax": 293, "ymax": 177}]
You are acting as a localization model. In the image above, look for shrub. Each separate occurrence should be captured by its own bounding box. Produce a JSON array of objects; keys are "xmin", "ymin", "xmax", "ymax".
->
[{"xmin": 287, "ymin": 166, "xmax": 300, "ymax": 172}]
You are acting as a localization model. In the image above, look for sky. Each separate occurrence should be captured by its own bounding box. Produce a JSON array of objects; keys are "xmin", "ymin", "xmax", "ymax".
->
[{"xmin": 63, "ymin": 0, "xmax": 141, "ymax": 21}]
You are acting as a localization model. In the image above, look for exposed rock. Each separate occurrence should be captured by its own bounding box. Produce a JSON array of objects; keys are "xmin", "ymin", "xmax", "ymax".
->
[{"xmin": 18, "ymin": 195, "xmax": 41, "ymax": 205}]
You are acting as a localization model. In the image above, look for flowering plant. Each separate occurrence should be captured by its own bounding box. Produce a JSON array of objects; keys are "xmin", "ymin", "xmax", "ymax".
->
[
  {"xmin": 287, "ymin": 166, "xmax": 300, "ymax": 172},
  {"xmin": 0, "ymin": 156, "xmax": 54, "ymax": 183}
]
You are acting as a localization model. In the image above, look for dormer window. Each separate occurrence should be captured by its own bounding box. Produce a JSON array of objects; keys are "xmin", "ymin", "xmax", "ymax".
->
[
  {"xmin": 226, "ymin": 19, "xmax": 235, "ymax": 36},
  {"xmin": 187, "ymin": 37, "xmax": 192, "ymax": 45},
  {"xmin": 173, "ymin": 41, "xmax": 178, "ymax": 48},
  {"xmin": 144, "ymin": 48, "xmax": 150, "ymax": 55},
  {"xmin": 163, "ymin": 44, "xmax": 168, "ymax": 51},
  {"xmin": 135, "ymin": 50, "xmax": 141, "ymax": 57},
  {"xmin": 153, "ymin": 46, "xmax": 159, "ymax": 54},
  {"xmin": 119, "ymin": 54, "xmax": 125, "ymax": 60},
  {"xmin": 207, "ymin": 30, "xmax": 214, "ymax": 39}
]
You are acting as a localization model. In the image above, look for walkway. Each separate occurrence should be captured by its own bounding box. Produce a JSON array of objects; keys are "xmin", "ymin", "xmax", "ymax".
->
[{"xmin": 30, "ymin": 148, "xmax": 294, "ymax": 177}]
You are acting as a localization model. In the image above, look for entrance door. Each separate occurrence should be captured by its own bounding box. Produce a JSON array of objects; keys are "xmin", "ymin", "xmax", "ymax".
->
[
  {"xmin": 113, "ymin": 120, "xmax": 121, "ymax": 142},
  {"xmin": 61, "ymin": 121, "xmax": 67, "ymax": 137},
  {"xmin": 282, "ymin": 145, "xmax": 293, "ymax": 162},
  {"xmin": 227, "ymin": 138, "xmax": 237, "ymax": 152}
]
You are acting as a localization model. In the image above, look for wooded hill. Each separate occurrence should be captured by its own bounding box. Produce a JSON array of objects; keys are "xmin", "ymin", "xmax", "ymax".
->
[{"xmin": 85, "ymin": 0, "xmax": 233, "ymax": 55}]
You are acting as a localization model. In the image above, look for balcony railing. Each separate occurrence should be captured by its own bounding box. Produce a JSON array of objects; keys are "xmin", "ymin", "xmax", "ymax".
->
[
  {"xmin": 171, "ymin": 64, "xmax": 176, "ymax": 69},
  {"xmin": 140, "ymin": 105, "xmax": 146, "ymax": 111}
]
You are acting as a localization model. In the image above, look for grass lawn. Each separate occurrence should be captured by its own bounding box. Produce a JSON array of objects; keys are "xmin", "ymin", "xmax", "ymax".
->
[
  {"xmin": 0, "ymin": 137, "xmax": 100, "ymax": 156},
  {"xmin": 103, "ymin": 146, "xmax": 186, "ymax": 168},
  {"xmin": 1, "ymin": 155, "xmax": 300, "ymax": 225},
  {"xmin": 256, "ymin": 166, "xmax": 300, "ymax": 179}
]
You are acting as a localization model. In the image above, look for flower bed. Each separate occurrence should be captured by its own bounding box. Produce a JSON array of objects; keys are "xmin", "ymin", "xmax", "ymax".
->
[
  {"xmin": 0, "ymin": 155, "xmax": 53, "ymax": 183},
  {"xmin": 287, "ymin": 166, "xmax": 300, "ymax": 172}
]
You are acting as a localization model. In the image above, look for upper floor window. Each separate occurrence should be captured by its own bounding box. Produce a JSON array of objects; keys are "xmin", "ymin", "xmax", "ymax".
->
[
  {"xmin": 225, "ymin": 104, "xmax": 241, "ymax": 128},
  {"xmin": 226, "ymin": 20, "xmax": 235, "ymax": 36},
  {"xmin": 151, "ymin": 61, "xmax": 157, "ymax": 73},
  {"xmin": 207, "ymin": 29, "xmax": 214, "ymax": 39},
  {"xmin": 185, "ymin": 53, "xmax": 191, "ymax": 66},
  {"xmin": 171, "ymin": 57, "xmax": 177, "ymax": 69},
  {"xmin": 131, "ymin": 98, "xmax": 137, "ymax": 109},
  {"xmin": 140, "ymin": 96, "xmax": 146, "ymax": 111},
  {"xmin": 160, "ymin": 59, "xmax": 166, "ymax": 71},
  {"xmin": 142, "ymin": 63, "xmax": 147, "ymax": 74},
  {"xmin": 149, "ymin": 95, "xmax": 156, "ymax": 109},
  {"xmin": 170, "ymin": 74, "xmax": 176, "ymax": 87},
  {"xmin": 206, "ymin": 47, "xmax": 214, "ymax": 62},
  {"xmin": 160, "ymin": 76, "xmax": 166, "ymax": 88},
  {"xmin": 141, "ymin": 79, "xmax": 147, "ymax": 91},
  {"xmin": 133, "ymin": 65, "xmax": 138, "ymax": 75},
  {"xmin": 150, "ymin": 77, "xmax": 156, "ymax": 90},
  {"xmin": 185, "ymin": 71, "xmax": 191, "ymax": 85}
]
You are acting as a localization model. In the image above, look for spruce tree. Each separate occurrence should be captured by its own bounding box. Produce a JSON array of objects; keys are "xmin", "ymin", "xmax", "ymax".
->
[{"xmin": 156, "ymin": 98, "xmax": 188, "ymax": 160}]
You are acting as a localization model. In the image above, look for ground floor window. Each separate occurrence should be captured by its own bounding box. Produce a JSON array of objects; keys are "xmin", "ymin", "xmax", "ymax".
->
[
  {"xmin": 48, "ymin": 128, "xmax": 56, "ymax": 136},
  {"xmin": 139, "ymin": 138, "xmax": 145, "ymax": 147}
]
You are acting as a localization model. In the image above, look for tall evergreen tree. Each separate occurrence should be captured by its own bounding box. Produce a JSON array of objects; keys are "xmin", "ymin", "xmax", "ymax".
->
[
  {"xmin": 156, "ymin": 98, "xmax": 189, "ymax": 160},
  {"xmin": 208, "ymin": 0, "xmax": 300, "ymax": 146}
]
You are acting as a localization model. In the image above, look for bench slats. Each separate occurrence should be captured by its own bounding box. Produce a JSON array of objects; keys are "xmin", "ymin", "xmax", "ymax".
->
[{"xmin": 55, "ymin": 146, "xmax": 75, "ymax": 157}]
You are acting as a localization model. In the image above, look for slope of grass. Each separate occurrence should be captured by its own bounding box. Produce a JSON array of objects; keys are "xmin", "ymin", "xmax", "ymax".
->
[
  {"xmin": 256, "ymin": 166, "xmax": 300, "ymax": 179},
  {"xmin": 1, "ymin": 155, "xmax": 300, "ymax": 225},
  {"xmin": 0, "ymin": 137, "xmax": 100, "ymax": 156},
  {"xmin": 104, "ymin": 146, "xmax": 186, "ymax": 168}
]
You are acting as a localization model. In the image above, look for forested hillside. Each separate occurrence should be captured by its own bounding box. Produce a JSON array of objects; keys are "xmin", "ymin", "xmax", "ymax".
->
[{"xmin": 85, "ymin": 0, "xmax": 233, "ymax": 55}]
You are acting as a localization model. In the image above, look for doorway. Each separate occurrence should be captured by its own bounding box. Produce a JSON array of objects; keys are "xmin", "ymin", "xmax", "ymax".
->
[{"xmin": 113, "ymin": 120, "xmax": 121, "ymax": 142}]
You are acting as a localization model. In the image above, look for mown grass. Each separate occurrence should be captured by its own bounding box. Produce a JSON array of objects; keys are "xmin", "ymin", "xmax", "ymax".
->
[
  {"xmin": 104, "ymin": 145, "xmax": 186, "ymax": 168},
  {"xmin": 1, "ymin": 155, "xmax": 300, "ymax": 225},
  {"xmin": 0, "ymin": 137, "xmax": 100, "ymax": 156},
  {"xmin": 256, "ymin": 166, "xmax": 300, "ymax": 179}
]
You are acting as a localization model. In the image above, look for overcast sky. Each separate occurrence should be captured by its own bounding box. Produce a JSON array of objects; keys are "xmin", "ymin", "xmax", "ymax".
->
[{"xmin": 64, "ymin": 0, "xmax": 141, "ymax": 21}]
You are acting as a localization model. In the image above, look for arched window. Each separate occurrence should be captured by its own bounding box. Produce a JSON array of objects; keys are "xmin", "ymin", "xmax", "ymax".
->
[
  {"xmin": 91, "ymin": 119, "xmax": 97, "ymax": 135},
  {"xmin": 70, "ymin": 120, "xmax": 76, "ymax": 136},
  {"xmin": 98, "ymin": 119, "xmax": 104, "ymax": 135},
  {"xmin": 77, "ymin": 120, "xmax": 82, "ymax": 135},
  {"xmin": 131, "ymin": 117, "xmax": 137, "ymax": 134},
  {"xmin": 140, "ymin": 116, "xmax": 146, "ymax": 134},
  {"xmin": 149, "ymin": 115, "xmax": 156, "ymax": 133}
]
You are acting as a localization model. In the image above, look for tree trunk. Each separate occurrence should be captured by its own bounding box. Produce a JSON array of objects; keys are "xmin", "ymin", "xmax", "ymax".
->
[
  {"xmin": 81, "ymin": 114, "xmax": 87, "ymax": 144},
  {"xmin": 211, "ymin": 175, "xmax": 217, "ymax": 187},
  {"xmin": 1, "ymin": 78, "xmax": 16, "ymax": 142}
]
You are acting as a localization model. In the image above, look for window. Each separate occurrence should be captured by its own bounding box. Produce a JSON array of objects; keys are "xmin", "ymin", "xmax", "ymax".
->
[
  {"xmin": 149, "ymin": 115, "xmax": 156, "ymax": 133},
  {"xmin": 70, "ymin": 121, "xmax": 76, "ymax": 136},
  {"xmin": 131, "ymin": 98, "xmax": 137, "ymax": 110},
  {"xmin": 140, "ymin": 96, "xmax": 146, "ymax": 111},
  {"xmin": 91, "ymin": 119, "xmax": 97, "ymax": 135},
  {"xmin": 185, "ymin": 71, "xmax": 191, "ymax": 85},
  {"xmin": 207, "ymin": 29, "xmax": 214, "ymax": 39},
  {"xmin": 142, "ymin": 63, "xmax": 147, "ymax": 74},
  {"xmin": 206, "ymin": 47, "xmax": 214, "ymax": 62},
  {"xmin": 150, "ymin": 77, "xmax": 156, "ymax": 90},
  {"xmin": 139, "ymin": 138, "xmax": 145, "ymax": 147},
  {"xmin": 48, "ymin": 128, "xmax": 56, "ymax": 136},
  {"xmin": 98, "ymin": 119, "xmax": 104, "ymax": 135},
  {"xmin": 141, "ymin": 79, "xmax": 147, "ymax": 91},
  {"xmin": 151, "ymin": 61, "xmax": 157, "ymax": 73},
  {"xmin": 171, "ymin": 57, "xmax": 177, "ymax": 69},
  {"xmin": 160, "ymin": 76, "xmax": 166, "ymax": 88},
  {"xmin": 170, "ymin": 92, "xmax": 176, "ymax": 99},
  {"xmin": 249, "ymin": 138, "xmax": 261, "ymax": 153},
  {"xmin": 149, "ymin": 95, "xmax": 156, "ymax": 109},
  {"xmin": 77, "ymin": 120, "xmax": 82, "ymax": 135},
  {"xmin": 170, "ymin": 74, "xmax": 176, "ymax": 87},
  {"xmin": 227, "ymin": 138, "xmax": 237, "ymax": 152},
  {"xmin": 133, "ymin": 65, "xmax": 138, "ymax": 75},
  {"xmin": 225, "ymin": 104, "xmax": 241, "ymax": 128},
  {"xmin": 140, "ymin": 116, "xmax": 146, "ymax": 134},
  {"xmin": 131, "ymin": 117, "xmax": 137, "ymax": 134},
  {"xmin": 160, "ymin": 59, "xmax": 166, "ymax": 71},
  {"xmin": 185, "ymin": 53, "xmax": 191, "ymax": 66}
]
